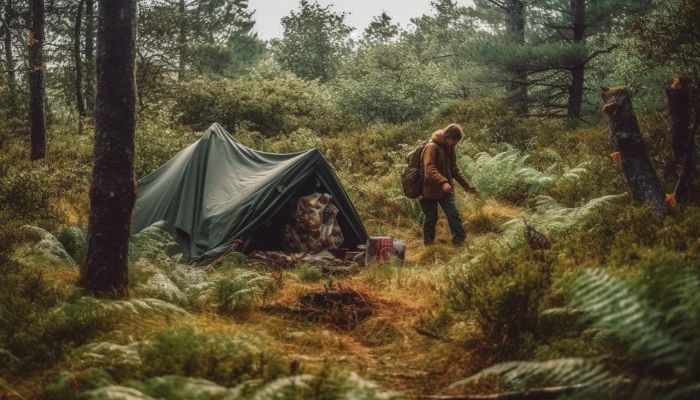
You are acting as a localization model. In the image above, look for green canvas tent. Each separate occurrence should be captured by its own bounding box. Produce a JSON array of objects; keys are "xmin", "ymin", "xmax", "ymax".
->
[{"xmin": 132, "ymin": 123, "xmax": 368, "ymax": 263}]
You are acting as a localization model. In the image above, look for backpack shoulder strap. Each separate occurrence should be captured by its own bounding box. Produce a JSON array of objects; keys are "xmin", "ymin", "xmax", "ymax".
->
[{"xmin": 420, "ymin": 140, "xmax": 436, "ymax": 163}]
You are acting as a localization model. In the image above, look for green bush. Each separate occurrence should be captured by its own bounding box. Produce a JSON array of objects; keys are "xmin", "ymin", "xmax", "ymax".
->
[
  {"xmin": 0, "ymin": 262, "xmax": 76, "ymax": 373},
  {"xmin": 57, "ymin": 226, "xmax": 87, "ymax": 265},
  {"xmin": 135, "ymin": 110, "xmax": 193, "ymax": 178},
  {"xmin": 452, "ymin": 256, "xmax": 700, "ymax": 400},
  {"xmin": 437, "ymin": 98, "xmax": 536, "ymax": 150},
  {"xmin": 139, "ymin": 325, "xmax": 281, "ymax": 386},
  {"xmin": 216, "ymin": 270, "xmax": 276, "ymax": 314},
  {"xmin": 294, "ymin": 264, "xmax": 324, "ymax": 282},
  {"xmin": 446, "ymin": 250, "xmax": 554, "ymax": 359},
  {"xmin": 0, "ymin": 164, "xmax": 58, "ymax": 228},
  {"xmin": 331, "ymin": 44, "xmax": 452, "ymax": 124},
  {"xmin": 173, "ymin": 63, "xmax": 340, "ymax": 136}
]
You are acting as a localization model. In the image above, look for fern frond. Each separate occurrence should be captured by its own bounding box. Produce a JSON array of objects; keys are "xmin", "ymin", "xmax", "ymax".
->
[
  {"xmin": 20, "ymin": 225, "xmax": 75, "ymax": 266},
  {"xmin": 449, "ymin": 358, "xmax": 612, "ymax": 390},
  {"xmin": 217, "ymin": 271, "xmax": 275, "ymax": 314},
  {"xmin": 248, "ymin": 375, "xmax": 316, "ymax": 400},
  {"xmin": 128, "ymin": 375, "xmax": 232, "ymax": 399},
  {"xmin": 81, "ymin": 385, "xmax": 154, "ymax": 400},
  {"xmin": 339, "ymin": 371, "xmax": 401, "ymax": 399},
  {"xmin": 73, "ymin": 341, "xmax": 142, "ymax": 373},
  {"xmin": 497, "ymin": 194, "xmax": 624, "ymax": 252},
  {"xmin": 129, "ymin": 221, "xmax": 178, "ymax": 262},
  {"xmin": 47, "ymin": 296, "xmax": 188, "ymax": 328},
  {"xmin": 571, "ymin": 269, "xmax": 688, "ymax": 371}
]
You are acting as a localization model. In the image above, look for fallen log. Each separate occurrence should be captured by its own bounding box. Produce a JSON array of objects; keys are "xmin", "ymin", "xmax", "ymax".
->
[{"xmin": 601, "ymin": 87, "xmax": 666, "ymax": 216}]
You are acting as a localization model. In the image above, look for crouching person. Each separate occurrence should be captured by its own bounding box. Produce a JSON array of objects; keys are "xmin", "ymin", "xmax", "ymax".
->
[{"xmin": 421, "ymin": 123, "xmax": 476, "ymax": 246}]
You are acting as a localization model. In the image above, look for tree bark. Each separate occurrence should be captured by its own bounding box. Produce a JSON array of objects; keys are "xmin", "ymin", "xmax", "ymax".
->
[
  {"xmin": 74, "ymin": 0, "xmax": 86, "ymax": 117},
  {"xmin": 3, "ymin": 0, "xmax": 17, "ymax": 112},
  {"xmin": 81, "ymin": 0, "xmax": 137, "ymax": 297},
  {"xmin": 666, "ymin": 75, "xmax": 694, "ymax": 202},
  {"xmin": 567, "ymin": 0, "xmax": 585, "ymax": 124},
  {"xmin": 84, "ymin": 0, "xmax": 95, "ymax": 115},
  {"xmin": 177, "ymin": 0, "xmax": 186, "ymax": 81},
  {"xmin": 29, "ymin": 0, "xmax": 46, "ymax": 161},
  {"xmin": 504, "ymin": 0, "xmax": 527, "ymax": 115},
  {"xmin": 601, "ymin": 87, "xmax": 666, "ymax": 216}
]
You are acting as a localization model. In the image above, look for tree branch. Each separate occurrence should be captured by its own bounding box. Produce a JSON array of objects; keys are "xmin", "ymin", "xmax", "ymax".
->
[
  {"xmin": 420, "ymin": 53, "xmax": 454, "ymax": 63},
  {"xmin": 582, "ymin": 45, "xmax": 619, "ymax": 65}
]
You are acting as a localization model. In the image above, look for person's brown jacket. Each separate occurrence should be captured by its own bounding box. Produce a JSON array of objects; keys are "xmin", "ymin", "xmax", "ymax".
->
[{"xmin": 421, "ymin": 129, "xmax": 473, "ymax": 199}]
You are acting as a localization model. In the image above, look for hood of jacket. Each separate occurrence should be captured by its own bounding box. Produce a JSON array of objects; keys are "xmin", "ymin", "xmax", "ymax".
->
[{"xmin": 431, "ymin": 129, "xmax": 446, "ymax": 145}]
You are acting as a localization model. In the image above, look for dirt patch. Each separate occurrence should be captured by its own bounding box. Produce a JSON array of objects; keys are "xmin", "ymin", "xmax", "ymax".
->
[{"xmin": 266, "ymin": 283, "xmax": 377, "ymax": 330}]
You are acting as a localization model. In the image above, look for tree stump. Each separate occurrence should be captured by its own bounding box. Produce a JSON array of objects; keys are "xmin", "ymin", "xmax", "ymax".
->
[
  {"xmin": 601, "ymin": 87, "xmax": 666, "ymax": 216},
  {"xmin": 666, "ymin": 76, "xmax": 694, "ymax": 203}
]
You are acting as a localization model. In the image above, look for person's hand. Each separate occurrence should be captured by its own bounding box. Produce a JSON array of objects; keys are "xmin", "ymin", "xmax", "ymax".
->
[{"xmin": 442, "ymin": 182, "xmax": 453, "ymax": 193}]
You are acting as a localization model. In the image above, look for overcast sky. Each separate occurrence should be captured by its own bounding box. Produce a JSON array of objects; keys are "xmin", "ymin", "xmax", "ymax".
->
[{"xmin": 247, "ymin": 0, "xmax": 474, "ymax": 40}]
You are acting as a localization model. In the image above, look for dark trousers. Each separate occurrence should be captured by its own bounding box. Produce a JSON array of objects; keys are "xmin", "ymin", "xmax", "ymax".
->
[{"xmin": 419, "ymin": 193, "xmax": 466, "ymax": 245}]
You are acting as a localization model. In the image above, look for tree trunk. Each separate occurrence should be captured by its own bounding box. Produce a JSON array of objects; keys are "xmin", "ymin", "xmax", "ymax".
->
[
  {"xmin": 177, "ymin": 0, "xmax": 186, "ymax": 81},
  {"xmin": 84, "ymin": 0, "xmax": 95, "ymax": 115},
  {"xmin": 567, "ymin": 0, "xmax": 585, "ymax": 124},
  {"xmin": 74, "ymin": 0, "xmax": 86, "ymax": 117},
  {"xmin": 504, "ymin": 0, "xmax": 527, "ymax": 115},
  {"xmin": 3, "ymin": 0, "xmax": 17, "ymax": 112},
  {"xmin": 29, "ymin": 0, "xmax": 46, "ymax": 161},
  {"xmin": 601, "ymin": 87, "xmax": 666, "ymax": 216},
  {"xmin": 666, "ymin": 76, "xmax": 694, "ymax": 202},
  {"xmin": 81, "ymin": 0, "xmax": 137, "ymax": 297}
]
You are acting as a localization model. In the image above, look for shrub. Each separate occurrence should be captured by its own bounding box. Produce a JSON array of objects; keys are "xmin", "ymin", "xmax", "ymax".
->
[
  {"xmin": 331, "ymin": 44, "xmax": 452, "ymax": 124},
  {"xmin": 451, "ymin": 259, "xmax": 700, "ymax": 400},
  {"xmin": 437, "ymin": 98, "xmax": 537, "ymax": 150},
  {"xmin": 462, "ymin": 149, "xmax": 588, "ymax": 203},
  {"xmin": 0, "ymin": 164, "xmax": 58, "ymax": 228},
  {"xmin": 446, "ymin": 250, "xmax": 554, "ymax": 359},
  {"xmin": 173, "ymin": 63, "xmax": 340, "ymax": 136},
  {"xmin": 294, "ymin": 264, "xmax": 324, "ymax": 283},
  {"xmin": 135, "ymin": 111, "xmax": 192, "ymax": 178},
  {"xmin": 216, "ymin": 270, "xmax": 276, "ymax": 314},
  {"xmin": 139, "ymin": 325, "xmax": 281, "ymax": 386},
  {"xmin": 57, "ymin": 227, "xmax": 87, "ymax": 265}
]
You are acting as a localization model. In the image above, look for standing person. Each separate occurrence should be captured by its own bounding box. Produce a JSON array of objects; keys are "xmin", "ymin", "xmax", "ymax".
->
[{"xmin": 420, "ymin": 123, "xmax": 476, "ymax": 246}]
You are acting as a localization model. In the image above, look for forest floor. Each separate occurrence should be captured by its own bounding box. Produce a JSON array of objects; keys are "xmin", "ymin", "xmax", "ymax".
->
[{"xmin": 6, "ymin": 195, "xmax": 521, "ymax": 398}]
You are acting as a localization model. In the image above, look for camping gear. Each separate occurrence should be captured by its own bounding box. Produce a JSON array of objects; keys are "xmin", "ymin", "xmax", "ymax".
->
[
  {"xmin": 284, "ymin": 193, "xmax": 344, "ymax": 253},
  {"xmin": 401, "ymin": 141, "xmax": 429, "ymax": 198},
  {"xmin": 131, "ymin": 123, "xmax": 368, "ymax": 263},
  {"xmin": 365, "ymin": 237, "xmax": 406, "ymax": 264}
]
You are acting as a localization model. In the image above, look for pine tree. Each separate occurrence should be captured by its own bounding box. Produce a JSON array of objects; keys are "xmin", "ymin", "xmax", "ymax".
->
[
  {"xmin": 84, "ymin": 0, "xmax": 95, "ymax": 115},
  {"xmin": 273, "ymin": 0, "xmax": 353, "ymax": 82},
  {"xmin": 29, "ymin": 0, "xmax": 46, "ymax": 160},
  {"xmin": 2, "ymin": 0, "xmax": 18, "ymax": 113},
  {"xmin": 466, "ymin": 0, "xmax": 651, "ymax": 122},
  {"xmin": 362, "ymin": 12, "xmax": 400, "ymax": 45},
  {"xmin": 81, "ymin": 0, "xmax": 137, "ymax": 297},
  {"xmin": 470, "ymin": 0, "xmax": 531, "ymax": 114},
  {"xmin": 73, "ymin": 0, "xmax": 86, "ymax": 118}
]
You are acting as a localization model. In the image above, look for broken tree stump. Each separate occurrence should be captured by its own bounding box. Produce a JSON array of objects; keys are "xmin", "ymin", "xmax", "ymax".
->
[
  {"xmin": 601, "ymin": 87, "xmax": 667, "ymax": 216},
  {"xmin": 666, "ymin": 76, "xmax": 694, "ymax": 203}
]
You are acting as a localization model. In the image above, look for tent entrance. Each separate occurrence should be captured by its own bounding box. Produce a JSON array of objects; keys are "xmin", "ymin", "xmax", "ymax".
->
[{"xmin": 243, "ymin": 176, "xmax": 357, "ymax": 253}]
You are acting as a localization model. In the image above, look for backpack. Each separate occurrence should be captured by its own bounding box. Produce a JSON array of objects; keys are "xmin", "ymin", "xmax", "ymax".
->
[{"xmin": 401, "ymin": 141, "xmax": 429, "ymax": 198}]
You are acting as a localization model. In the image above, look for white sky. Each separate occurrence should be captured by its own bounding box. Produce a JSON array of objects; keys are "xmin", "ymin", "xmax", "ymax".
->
[{"xmin": 247, "ymin": 0, "xmax": 474, "ymax": 40}]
